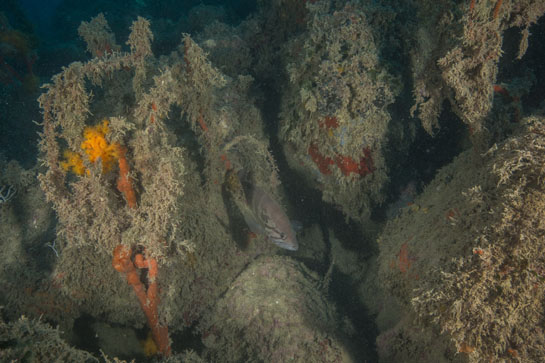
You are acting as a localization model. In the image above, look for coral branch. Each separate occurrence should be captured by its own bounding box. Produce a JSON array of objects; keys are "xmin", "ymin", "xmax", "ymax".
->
[
  {"xmin": 112, "ymin": 245, "xmax": 171, "ymax": 356},
  {"xmin": 115, "ymin": 145, "xmax": 137, "ymax": 209},
  {"xmin": 197, "ymin": 112, "xmax": 234, "ymax": 170},
  {"xmin": 493, "ymin": 0, "xmax": 503, "ymax": 19},
  {"xmin": 197, "ymin": 112, "xmax": 209, "ymax": 133}
]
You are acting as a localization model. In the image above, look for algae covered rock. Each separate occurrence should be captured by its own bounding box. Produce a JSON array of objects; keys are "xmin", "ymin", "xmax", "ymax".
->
[
  {"xmin": 278, "ymin": 1, "xmax": 399, "ymax": 221},
  {"xmin": 199, "ymin": 255, "xmax": 353, "ymax": 362},
  {"xmin": 409, "ymin": 0, "xmax": 545, "ymax": 143},
  {"xmin": 377, "ymin": 116, "xmax": 545, "ymax": 362},
  {"xmin": 0, "ymin": 315, "xmax": 96, "ymax": 362}
]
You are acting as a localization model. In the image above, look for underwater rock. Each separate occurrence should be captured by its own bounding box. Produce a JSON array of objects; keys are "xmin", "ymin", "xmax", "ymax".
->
[
  {"xmin": 199, "ymin": 255, "xmax": 354, "ymax": 362},
  {"xmin": 377, "ymin": 116, "xmax": 545, "ymax": 362},
  {"xmin": 0, "ymin": 315, "xmax": 96, "ymax": 362}
]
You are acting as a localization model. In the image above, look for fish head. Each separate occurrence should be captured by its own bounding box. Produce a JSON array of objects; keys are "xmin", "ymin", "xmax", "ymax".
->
[
  {"xmin": 269, "ymin": 227, "xmax": 298, "ymax": 251},
  {"xmin": 247, "ymin": 184, "xmax": 300, "ymax": 251}
]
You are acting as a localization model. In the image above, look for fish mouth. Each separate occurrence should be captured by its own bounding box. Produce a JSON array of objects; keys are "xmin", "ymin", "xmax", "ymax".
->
[{"xmin": 272, "ymin": 239, "xmax": 298, "ymax": 251}]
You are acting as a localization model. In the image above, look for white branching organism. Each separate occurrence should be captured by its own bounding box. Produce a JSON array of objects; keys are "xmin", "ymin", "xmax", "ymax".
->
[{"xmin": 0, "ymin": 185, "xmax": 16, "ymax": 204}]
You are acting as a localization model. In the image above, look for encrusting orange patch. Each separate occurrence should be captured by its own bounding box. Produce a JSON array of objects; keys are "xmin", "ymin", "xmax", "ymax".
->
[
  {"xmin": 61, "ymin": 119, "xmax": 119, "ymax": 175},
  {"xmin": 60, "ymin": 119, "xmax": 137, "ymax": 209},
  {"xmin": 80, "ymin": 119, "xmax": 119, "ymax": 173},
  {"xmin": 397, "ymin": 242, "xmax": 412, "ymax": 273},
  {"xmin": 60, "ymin": 150, "xmax": 86, "ymax": 175}
]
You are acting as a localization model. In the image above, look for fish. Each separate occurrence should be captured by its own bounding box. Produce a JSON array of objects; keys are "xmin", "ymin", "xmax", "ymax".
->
[
  {"xmin": 225, "ymin": 170, "xmax": 298, "ymax": 251},
  {"xmin": 243, "ymin": 184, "xmax": 299, "ymax": 251}
]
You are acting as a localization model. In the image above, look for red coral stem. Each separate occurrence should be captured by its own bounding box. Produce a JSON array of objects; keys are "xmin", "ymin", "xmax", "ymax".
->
[
  {"xmin": 493, "ymin": 0, "xmax": 502, "ymax": 19},
  {"xmin": 112, "ymin": 246, "xmax": 171, "ymax": 356},
  {"xmin": 115, "ymin": 145, "xmax": 137, "ymax": 209}
]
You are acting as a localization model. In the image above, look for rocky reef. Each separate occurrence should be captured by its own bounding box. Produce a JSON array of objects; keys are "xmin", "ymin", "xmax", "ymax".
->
[{"xmin": 1, "ymin": 0, "xmax": 545, "ymax": 361}]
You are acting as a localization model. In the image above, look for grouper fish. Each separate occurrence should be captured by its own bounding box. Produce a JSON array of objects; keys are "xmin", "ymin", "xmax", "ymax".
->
[{"xmin": 226, "ymin": 170, "xmax": 298, "ymax": 251}]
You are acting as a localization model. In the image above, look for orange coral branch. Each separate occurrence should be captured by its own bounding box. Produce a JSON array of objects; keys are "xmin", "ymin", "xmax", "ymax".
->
[
  {"xmin": 197, "ymin": 112, "xmax": 209, "ymax": 133},
  {"xmin": 220, "ymin": 153, "xmax": 232, "ymax": 170},
  {"xmin": 112, "ymin": 245, "xmax": 171, "ymax": 356},
  {"xmin": 197, "ymin": 112, "xmax": 233, "ymax": 170},
  {"xmin": 493, "ymin": 0, "xmax": 502, "ymax": 19},
  {"xmin": 115, "ymin": 145, "xmax": 137, "ymax": 209},
  {"xmin": 397, "ymin": 242, "xmax": 412, "ymax": 273}
]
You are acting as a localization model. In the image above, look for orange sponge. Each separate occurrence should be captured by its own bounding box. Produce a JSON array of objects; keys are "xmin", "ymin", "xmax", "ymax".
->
[
  {"xmin": 60, "ymin": 120, "xmax": 137, "ymax": 209},
  {"xmin": 61, "ymin": 119, "xmax": 120, "ymax": 175},
  {"xmin": 81, "ymin": 119, "xmax": 119, "ymax": 173},
  {"xmin": 60, "ymin": 150, "xmax": 86, "ymax": 175}
]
